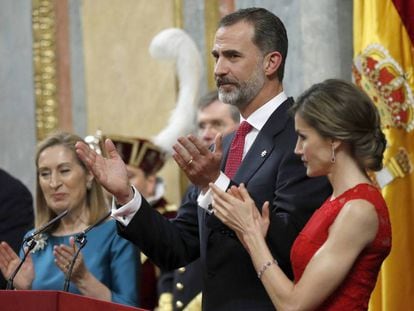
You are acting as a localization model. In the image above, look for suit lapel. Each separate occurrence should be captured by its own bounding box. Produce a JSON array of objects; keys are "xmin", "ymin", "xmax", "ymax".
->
[{"xmin": 233, "ymin": 97, "xmax": 294, "ymax": 184}]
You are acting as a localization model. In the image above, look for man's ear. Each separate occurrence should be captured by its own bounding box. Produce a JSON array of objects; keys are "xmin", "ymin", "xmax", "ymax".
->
[{"xmin": 263, "ymin": 51, "xmax": 282, "ymax": 76}]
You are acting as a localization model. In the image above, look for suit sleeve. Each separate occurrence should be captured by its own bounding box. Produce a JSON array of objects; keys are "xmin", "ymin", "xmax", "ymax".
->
[
  {"xmin": 117, "ymin": 185, "xmax": 200, "ymax": 270},
  {"xmin": 0, "ymin": 171, "xmax": 34, "ymax": 289},
  {"xmin": 0, "ymin": 174, "xmax": 34, "ymax": 253}
]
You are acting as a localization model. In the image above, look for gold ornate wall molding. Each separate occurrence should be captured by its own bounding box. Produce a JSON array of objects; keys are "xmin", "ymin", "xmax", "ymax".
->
[
  {"xmin": 32, "ymin": 0, "xmax": 58, "ymax": 141},
  {"xmin": 32, "ymin": 0, "xmax": 72, "ymax": 141}
]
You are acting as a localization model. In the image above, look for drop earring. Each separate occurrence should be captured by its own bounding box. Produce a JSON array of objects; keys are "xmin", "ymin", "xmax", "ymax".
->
[{"xmin": 331, "ymin": 143, "xmax": 336, "ymax": 164}]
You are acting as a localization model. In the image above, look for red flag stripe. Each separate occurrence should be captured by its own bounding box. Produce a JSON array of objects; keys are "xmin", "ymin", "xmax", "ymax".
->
[{"xmin": 392, "ymin": 0, "xmax": 414, "ymax": 44}]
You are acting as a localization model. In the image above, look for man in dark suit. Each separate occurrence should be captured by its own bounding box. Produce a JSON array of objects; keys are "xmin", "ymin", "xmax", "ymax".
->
[
  {"xmin": 76, "ymin": 8, "xmax": 331, "ymax": 310},
  {"xmin": 157, "ymin": 91, "xmax": 239, "ymax": 311},
  {"xmin": 0, "ymin": 168, "xmax": 34, "ymax": 289}
]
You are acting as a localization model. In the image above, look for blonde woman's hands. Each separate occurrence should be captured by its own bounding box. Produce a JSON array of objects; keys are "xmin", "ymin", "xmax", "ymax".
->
[
  {"xmin": 54, "ymin": 237, "xmax": 88, "ymax": 283},
  {"xmin": 54, "ymin": 237, "xmax": 112, "ymax": 301},
  {"xmin": 210, "ymin": 183, "xmax": 270, "ymax": 250},
  {"xmin": 0, "ymin": 241, "xmax": 34, "ymax": 289}
]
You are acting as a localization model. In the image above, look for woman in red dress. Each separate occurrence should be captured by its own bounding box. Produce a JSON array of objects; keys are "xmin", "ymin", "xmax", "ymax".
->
[{"xmin": 210, "ymin": 79, "xmax": 392, "ymax": 310}]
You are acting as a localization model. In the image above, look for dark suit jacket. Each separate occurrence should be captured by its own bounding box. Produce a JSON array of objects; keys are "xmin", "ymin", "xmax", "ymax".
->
[
  {"xmin": 118, "ymin": 98, "xmax": 332, "ymax": 310},
  {"xmin": 0, "ymin": 169, "xmax": 34, "ymax": 289}
]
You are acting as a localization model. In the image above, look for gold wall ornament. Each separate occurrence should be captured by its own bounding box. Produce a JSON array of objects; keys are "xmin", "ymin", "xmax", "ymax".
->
[{"xmin": 32, "ymin": 0, "xmax": 59, "ymax": 141}]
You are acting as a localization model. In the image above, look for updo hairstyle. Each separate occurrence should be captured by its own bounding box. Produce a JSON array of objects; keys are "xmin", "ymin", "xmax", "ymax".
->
[{"xmin": 290, "ymin": 79, "xmax": 386, "ymax": 171}]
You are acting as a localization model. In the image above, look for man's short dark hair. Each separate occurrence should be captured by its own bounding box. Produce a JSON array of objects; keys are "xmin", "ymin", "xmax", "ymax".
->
[{"xmin": 219, "ymin": 7, "xmax": 288, "ymax": 81}]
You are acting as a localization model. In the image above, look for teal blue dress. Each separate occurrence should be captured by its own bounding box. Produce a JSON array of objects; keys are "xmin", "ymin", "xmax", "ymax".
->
[{"xmin": 22, "ymin": 219, "xmax": 139, "ymax": 307}]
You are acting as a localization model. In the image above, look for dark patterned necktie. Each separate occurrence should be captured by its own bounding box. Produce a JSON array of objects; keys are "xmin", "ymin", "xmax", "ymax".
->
[{"xmin": 224, "ymin": 121, "xmax": 253, "ymax": 178}]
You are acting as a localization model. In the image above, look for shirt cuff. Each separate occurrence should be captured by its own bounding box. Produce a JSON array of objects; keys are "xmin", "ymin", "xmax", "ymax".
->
[
  {"xmin": 111, "ymin": 185, "xmax": 142, "ymax": 226},
  {"xmin": 197, "ymin": 172, "xmax": 230, "ymax": 213}
]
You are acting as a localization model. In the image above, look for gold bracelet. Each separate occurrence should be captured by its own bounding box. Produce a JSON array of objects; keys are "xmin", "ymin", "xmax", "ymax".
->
[{"xmin": 257, "ymin": 258, "xmax": 278, "ymax": 279}]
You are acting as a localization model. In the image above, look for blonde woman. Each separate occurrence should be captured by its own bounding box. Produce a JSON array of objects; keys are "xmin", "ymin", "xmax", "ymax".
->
[{"xmin": 0, "ymin": 132, "xmax": 139, "ymax": 307}]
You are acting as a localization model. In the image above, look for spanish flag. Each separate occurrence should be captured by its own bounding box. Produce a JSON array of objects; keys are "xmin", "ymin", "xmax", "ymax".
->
[{"xmin": 353, "ymin": 0, "xmax": 414, "ymax": 310}]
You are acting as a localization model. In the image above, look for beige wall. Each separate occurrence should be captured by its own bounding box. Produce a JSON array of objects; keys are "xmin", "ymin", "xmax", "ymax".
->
[{"xmin": 82, "ymin": 0, "xmax": 182, "ymax": 205}]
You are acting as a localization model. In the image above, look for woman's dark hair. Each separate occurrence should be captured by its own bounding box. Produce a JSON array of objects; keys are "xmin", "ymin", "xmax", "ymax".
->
[{"xmin": 290, "ymin": 79, "xmax": 386, "ymax": 171}]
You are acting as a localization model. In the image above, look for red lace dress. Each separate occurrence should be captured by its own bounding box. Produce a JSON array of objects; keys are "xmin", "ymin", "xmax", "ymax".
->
[{"xmin": 290, "ymin": 183, "xmax": 392, "ymax": 310}]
